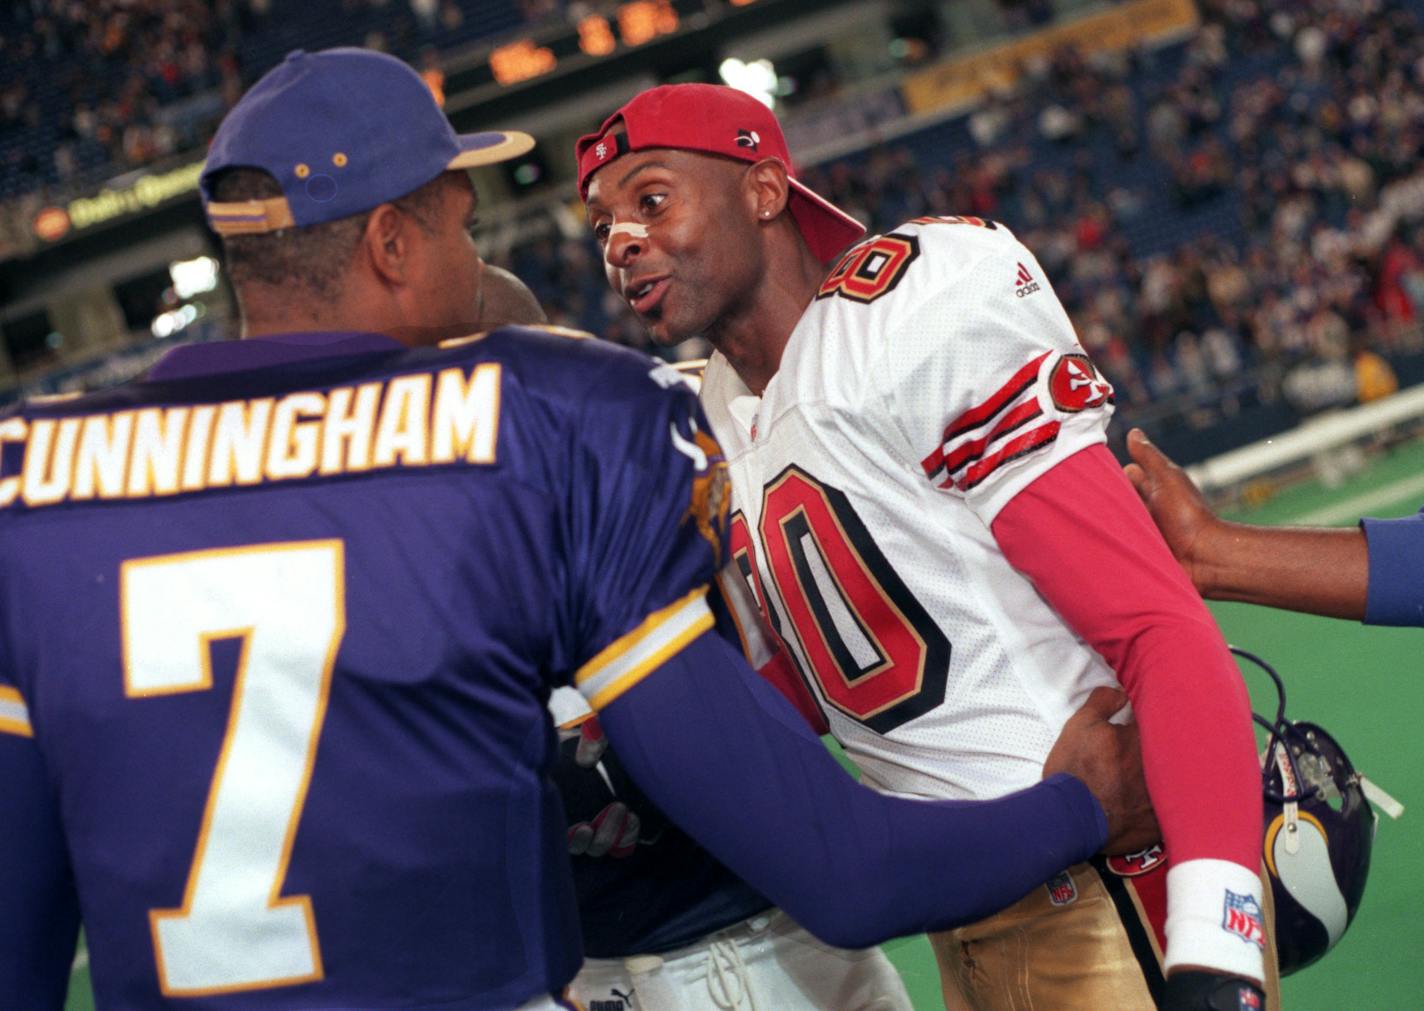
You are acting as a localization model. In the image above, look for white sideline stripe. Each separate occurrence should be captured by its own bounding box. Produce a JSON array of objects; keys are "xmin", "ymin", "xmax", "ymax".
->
[
  {"xmin": 1285, "ymin": 473, "xmax": 1424, "ymax": 526},
  {"xmin": 1187, "ymin": 384, "xmax": 1424, "ymax": 492}
]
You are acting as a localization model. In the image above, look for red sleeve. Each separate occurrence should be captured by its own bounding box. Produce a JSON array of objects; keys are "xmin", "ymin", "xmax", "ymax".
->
[{"xmin": 990, "ymin": 445, "xmax": 1259, "ymax": 870}]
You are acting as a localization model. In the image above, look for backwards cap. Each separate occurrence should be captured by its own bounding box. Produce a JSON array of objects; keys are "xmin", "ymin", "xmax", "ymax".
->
[
  {"xmin": 575, "ymin": 84, "xmax": 865, "ymax": 265},
  {"xmin": 202, "ymin": 47, "xmax": 534, "ymax": 235}
]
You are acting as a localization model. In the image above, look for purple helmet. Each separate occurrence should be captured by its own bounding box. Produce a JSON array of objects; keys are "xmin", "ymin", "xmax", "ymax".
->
[{"xmin": 1234, "ymin": 648, "xmax": 1376, "ymax": 975}]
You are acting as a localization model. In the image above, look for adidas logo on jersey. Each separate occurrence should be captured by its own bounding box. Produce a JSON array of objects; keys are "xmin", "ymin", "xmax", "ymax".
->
[{"xmin": 1014, "ymin": 262, "xmax": 1041, "ymax": 298}]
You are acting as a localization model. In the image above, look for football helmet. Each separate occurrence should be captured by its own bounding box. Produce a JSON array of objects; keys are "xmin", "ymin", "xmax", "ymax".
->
[{"xmin": 1232, "ymin": 647, "xmax": 1376, "ymax": 975}]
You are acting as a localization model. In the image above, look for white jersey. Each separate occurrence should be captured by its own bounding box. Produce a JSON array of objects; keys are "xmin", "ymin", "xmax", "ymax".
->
[{"xmin": 701, "ymin": 216, "xmax": 1119, "ymax": 802}]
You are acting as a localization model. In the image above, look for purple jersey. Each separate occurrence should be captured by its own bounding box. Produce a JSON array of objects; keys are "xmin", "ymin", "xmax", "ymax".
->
[
  {"xmin": 1362, "ymin": 507, "xmax": 1424, "ymax": 625},
  {"xmin": 0, "ymin": 328, "xmax": 727, "ymax": 1009}
]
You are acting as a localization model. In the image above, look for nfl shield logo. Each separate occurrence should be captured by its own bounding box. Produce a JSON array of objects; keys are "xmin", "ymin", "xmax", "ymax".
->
[
  {"xmin": 1046, "ymin": 871, "xmax": 1078, "ymax": 906},
  {"xmin": 1221, "ymin": 890, "xmax": 1266, "ymax": 949}
]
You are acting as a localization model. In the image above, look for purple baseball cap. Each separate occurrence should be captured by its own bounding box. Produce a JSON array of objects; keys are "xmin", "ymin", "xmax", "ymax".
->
[{"xmin": 201, "ymin": 48, "xmax": 534, "ymax": 235}]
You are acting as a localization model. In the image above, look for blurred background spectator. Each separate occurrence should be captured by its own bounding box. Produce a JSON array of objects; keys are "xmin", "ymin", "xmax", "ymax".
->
[{"xmin": 3, "ymin": 0, "xmax": 1424, "ymax": 462}]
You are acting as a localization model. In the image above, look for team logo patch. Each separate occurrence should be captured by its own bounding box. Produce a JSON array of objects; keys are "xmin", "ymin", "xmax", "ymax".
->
[
  {"xmin": 1107, "ymin": 843, "xmax": 1166, "ymax": 878},
  {"xmin": 1046, "ymin": 870, "xmax": 1078, "ymax": 906},
  {"xmin": 1014, "ymin": 262, "xmax": 1041, "ymax": 298},
  {"xmin": 736, "ymin": 128, "xmax": 760, "ymax": 151},
  {"xmin": 595, "ymin": 141, "xmax": 609, "ymax": 160},
  {"xmin": 687, "ymin": 430, "xmax": 731, "ymax": 563},
  {"xmin": 1048, "ymin": 353, "xmax": 1112, "ymax": 413},
  {"xmin": 1221, "ymin": 890, "xmax": 1267, "ymax": 949}
]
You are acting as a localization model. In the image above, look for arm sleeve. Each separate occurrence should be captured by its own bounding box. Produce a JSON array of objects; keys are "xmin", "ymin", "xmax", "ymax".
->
[
  {"xmin": 0, "ymin": 687, "xmax": 80, "ymax": 1007},
  {"xmin": 600, "ymin": 628, "xmax": 1106, "ymax": 950},
  {"xmin": 1361, "ymin": 510, "xmax": 1424, "ymax": 626},
  {"xmin": 560, "ymin": 354, "xmax": 731, "ymax": 709},
  {"xmin": 992, "ymin": 446, "xmax": 1266, "ymax": 982}
]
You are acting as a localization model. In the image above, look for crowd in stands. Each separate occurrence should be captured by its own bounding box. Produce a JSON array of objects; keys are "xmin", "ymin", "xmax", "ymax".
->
[
  {"xmin": 488, "ymin": 0, "xmax": 1424, "ymax": 443},
  {"xmin": 5, "ymin": 0, "xmax": 1424, "ymax": 456},
  {"xmin": 0, "ymin": 0, "xmax": 524, "ymax": 203},
  {"xmin": 0, "ymin": 1, "xmax": 245, "ymax": 194}
]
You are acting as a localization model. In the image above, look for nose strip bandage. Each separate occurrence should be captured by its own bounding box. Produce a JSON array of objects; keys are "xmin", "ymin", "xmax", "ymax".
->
[{"xmin": 608, "ymin": 222, "xmax": 649, "ymax": 239}]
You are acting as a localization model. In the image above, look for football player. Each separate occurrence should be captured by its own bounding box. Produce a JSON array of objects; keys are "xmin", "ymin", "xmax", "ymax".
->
[
  {"xmin": 482, "ymin": 245, "xmax": 914, "ymax": 1010},
  {"xmin": 577, "ymin": 83, "xmax": 1279, "ymax": 1010},
  {"xmin": 1126, "ymin": 427, "xmax": 1424, "ymax": 625},
  {"xmin": 0, "ymin": 49, "xmax": 1156, "ymax": 1009}
]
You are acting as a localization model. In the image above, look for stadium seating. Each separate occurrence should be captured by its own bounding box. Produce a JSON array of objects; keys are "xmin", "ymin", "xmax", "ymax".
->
[
  {"xmin": 0, "ymin": 0, "xmax": 523, "ymax": 200},
  {"xmin": 4, "ymin": 0, "xmax": 1424, "ymax": 468}
]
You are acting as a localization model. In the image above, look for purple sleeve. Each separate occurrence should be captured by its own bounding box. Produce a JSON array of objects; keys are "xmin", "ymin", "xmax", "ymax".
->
[
  {"xmin": 0, "ymin": 733, "xmax": 80, "ymax": 1007},
  {"xmin": 1362, "ymin": 510, "xmax": 1424, "ymax": 626},
  {"xmin": 599, "ymin": 630, "xmax": 1106, "ymax": 950}
]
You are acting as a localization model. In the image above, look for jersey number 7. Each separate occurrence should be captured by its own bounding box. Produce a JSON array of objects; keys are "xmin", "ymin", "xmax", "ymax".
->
[
  {"xmin": 733, "ymin": 466, "xmax": 950, "ymax": 734},
  {"xmin": 121, "ymin": 540, "xmax": 345, "ymax": 996}
]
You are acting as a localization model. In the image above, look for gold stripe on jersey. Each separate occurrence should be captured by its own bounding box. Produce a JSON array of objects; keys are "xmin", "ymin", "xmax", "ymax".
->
[
  {"xmin": 0, "ymin": 364, "xmax": 503, "ymax": 510},
  {"xmin": 0, "ymin": 685, "xmax": 33, "ymax": 738},
  {"xmin": 576, "ymin": 586, "xmax": 714, "ymax": 711}
]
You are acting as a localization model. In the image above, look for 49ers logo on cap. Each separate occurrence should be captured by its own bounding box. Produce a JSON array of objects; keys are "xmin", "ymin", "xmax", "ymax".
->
[
  {"xmin": 736, "ymin": 128, "xmax": 760, "ymax": 151},
  {"xmin": 1048, "ymin": 354, "xmax": 1111, "ymax": 413}
]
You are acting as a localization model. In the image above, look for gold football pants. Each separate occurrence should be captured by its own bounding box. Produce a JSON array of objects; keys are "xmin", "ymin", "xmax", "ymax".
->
[{"xmin": 929, "ymin": 858, "xmax": 1281, "ymax": 1010}]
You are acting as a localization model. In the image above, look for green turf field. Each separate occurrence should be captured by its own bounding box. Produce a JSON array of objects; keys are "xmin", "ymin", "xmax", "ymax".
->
[{"xmin": 64, "ymin": 440, "xmax": 1424, "ymax": 1009}]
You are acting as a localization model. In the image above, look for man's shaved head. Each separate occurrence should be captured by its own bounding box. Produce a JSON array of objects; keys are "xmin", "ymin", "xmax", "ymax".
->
[{"xmin": 477, "ymin": 265, "xmax": 547, "ymax": 329}]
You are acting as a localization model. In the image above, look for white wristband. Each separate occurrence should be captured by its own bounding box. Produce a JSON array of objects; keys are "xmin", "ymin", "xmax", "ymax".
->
[{"xmin": 1164, "ymin": 858, "xmax": 1267, "ymax": 983}]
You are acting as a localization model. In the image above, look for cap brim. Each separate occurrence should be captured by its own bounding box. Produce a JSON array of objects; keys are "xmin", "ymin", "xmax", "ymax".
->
[
  {"xmin": 449, "ymin": 130, "xmax": 536, "ymax": 169},
  {"xmin": 787, "ymin": 179, "xmax": 866, "ymax": 266}
]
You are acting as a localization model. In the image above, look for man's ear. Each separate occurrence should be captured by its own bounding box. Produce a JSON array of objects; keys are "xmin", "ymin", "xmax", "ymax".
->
[
  {"xmin": 746, "ymin": 158, "xmax": 792, "ymax": 221},
  {"xmin": 363, "ymin": 203, "xmax": 410, "ymax": 286}
]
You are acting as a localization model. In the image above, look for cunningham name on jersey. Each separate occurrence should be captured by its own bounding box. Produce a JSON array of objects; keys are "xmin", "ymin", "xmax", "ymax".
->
[{"xmin": 701, "ymin": 216, "xmax": 1119, "ymax": 801}]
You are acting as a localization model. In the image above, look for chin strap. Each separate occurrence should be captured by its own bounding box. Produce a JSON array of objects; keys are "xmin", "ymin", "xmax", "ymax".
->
[{"xmin": 1360, "ymin": 775, "xmax": 1405, "ymax": 820}]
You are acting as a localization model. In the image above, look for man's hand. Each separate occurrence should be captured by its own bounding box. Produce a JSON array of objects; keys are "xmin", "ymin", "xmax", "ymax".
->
[
  {"xmin": 574, "ymin": 715, "xmax": 609, "ymax": 768},
  {"xmin": 1123, "ymin": 428, "xmax": 1220, "ymax": 593},
  {"xmin": 1044, "ymin": 686, "xmax": 1159, "ymax": 854},
  {"xmin": 567, "ymin": 801, "xmax": 641, "ymax": 858}
]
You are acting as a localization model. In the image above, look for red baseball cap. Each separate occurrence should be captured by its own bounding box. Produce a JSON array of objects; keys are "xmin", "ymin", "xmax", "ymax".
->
[{"xmin": 576, "ymin": 84, "xmax": 865, "ymax": 265}]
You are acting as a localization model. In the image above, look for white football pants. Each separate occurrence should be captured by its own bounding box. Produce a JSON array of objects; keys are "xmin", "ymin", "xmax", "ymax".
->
[{"xmin": 567, "ymin": 908, "xmax": 911, "ymax": 1011}]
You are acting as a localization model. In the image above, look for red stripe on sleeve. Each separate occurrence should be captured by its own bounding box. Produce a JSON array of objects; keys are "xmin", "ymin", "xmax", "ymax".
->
[
  {"xmin": 959, "ymin": 420, "xmax": 1060, "ymax": 490},
  {"xmin": 990, "ymin": 446, "xmax": 1260, "ymax": 871},
  {"xmin": 943, "ymin": 400, "xmax": 1044, "ymax": 478},
  {"xmin": 921, "ymin": 445, "xmax": 945, "ymax": 480},
  {"xmin": 943, "ymin": 351, "xmax": 1049, "ymax": 442}
]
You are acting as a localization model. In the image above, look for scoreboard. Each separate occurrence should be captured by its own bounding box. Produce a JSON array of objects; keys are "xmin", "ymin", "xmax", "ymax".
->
[{"xmin": 483, "ymin": 0, "xmax": 760, "ymax": 87}]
